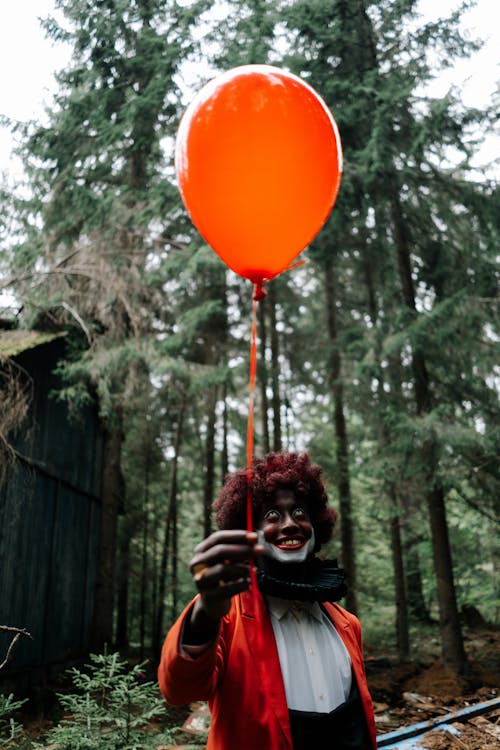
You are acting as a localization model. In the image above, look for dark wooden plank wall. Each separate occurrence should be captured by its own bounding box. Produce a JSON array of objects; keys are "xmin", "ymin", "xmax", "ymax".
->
[{"xmin": 0, "ymin": 337, "xmax": 104, "ymax": 679}]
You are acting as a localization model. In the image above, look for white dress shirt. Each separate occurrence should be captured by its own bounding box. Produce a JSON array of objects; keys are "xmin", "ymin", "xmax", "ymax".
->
[{"xmin": 266, "ymin": 596, "xmax": 352, "ymax": 713}]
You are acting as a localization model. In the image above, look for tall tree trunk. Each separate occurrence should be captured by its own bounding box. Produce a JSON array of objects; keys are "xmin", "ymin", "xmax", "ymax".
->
[
  {"xmin": 91, "ymin": 406, "xmax": 124, "ymax": 650},
  {"xmin": 424, "ymin": 443, "xmax": 467, "ymax": 674},
  {"xmin": 115, "ymin": 523, "xmax": 130, "ymax": 650},
  {"xmin": 171, "ymin": 483, "xmax": 178, "ymax": 621},
  {"xmin": 150, "ymin": 485, "xmax": 159, "ymax": 651},
  {"xmin": 385, "ymin": 351, "xmax": 433, "ymax": 626},
  {"xmin": 405, "ymin": 545, "xmax": 433, "ymax": 623},
  {"xmin": 221, "ymin": 383, "xmax": 229, "ymax": 481},
  {"xmin": 399, "ymin": 491, "xmax": 434, "ymax": 624},
  {"xmin": 363, "ymin": 243, "xmax": 411, "ymax": 654},
  {"xmin": 390, "ymin": 198, "xmax": 466, "ymax": 674},
  {"xmin": 268, "ymin": 284, "xmax": 282, "ymax": 451},
  {"xmin": 154, "ymin": 394, "xmax": 186, "ymax": 658},
  {"xmin": 390, "ymin": 488, "xmax": 410, "ymax": 661},
  {"xmin": 258, "ymin": 300, "xmax": 271, "ymax": 454},
  {"xmin": 324, "ymin": 265, "xmax": 358, "ymax": 614},
  {"xmin": 203, "ymin": 386, "xmax": 217, "ymax": 537},
  {"xmin": 139, "ymin": 454, "xmax": 150, "ymax": 659}
]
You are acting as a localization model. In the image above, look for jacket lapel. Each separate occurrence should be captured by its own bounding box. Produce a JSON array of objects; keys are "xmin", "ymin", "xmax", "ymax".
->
[{"xmin": 322, "ymin": 602, "xmax": 365, "ymax": 677}]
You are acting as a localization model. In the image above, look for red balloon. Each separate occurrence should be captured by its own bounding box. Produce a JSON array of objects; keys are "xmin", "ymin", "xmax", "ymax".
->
[{"xmin": 175, "ymin": 64, "xmax": 342, "ymax": 284}]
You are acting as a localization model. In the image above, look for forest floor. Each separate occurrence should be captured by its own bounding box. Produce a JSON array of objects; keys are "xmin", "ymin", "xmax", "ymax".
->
[
  {"xmin": 13, "ymin": 622, "xmax": 499, "ymax": 749},
  {"xmin": 364, "ymin": 622, "xmax": 500, "ymax": 749}
]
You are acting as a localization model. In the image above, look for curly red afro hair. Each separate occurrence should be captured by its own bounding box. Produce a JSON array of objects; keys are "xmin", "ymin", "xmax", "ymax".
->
[{"xmin": 213, "ymin": 452, "xmax": 337, "ymax": 552}]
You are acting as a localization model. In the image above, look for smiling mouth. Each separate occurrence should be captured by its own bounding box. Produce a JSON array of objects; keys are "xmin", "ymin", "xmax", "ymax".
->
[{"xmin": 275, "ymin": 538, "xmax": 306, "ymax": 550}]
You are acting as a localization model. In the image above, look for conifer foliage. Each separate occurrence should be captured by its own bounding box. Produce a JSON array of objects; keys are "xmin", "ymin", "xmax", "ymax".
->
[
  {"xmin": 1, "ymin": 0, "xmax": 497, "ymax": 675},
  {"xmin": 278, "ymin": 0, "xmax": 498, "ymax": 672}
]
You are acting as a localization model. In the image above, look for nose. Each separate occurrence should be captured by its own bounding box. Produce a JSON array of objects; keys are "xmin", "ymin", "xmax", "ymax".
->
[{"xmin": 280, "ymin": 512, "xmax": 300, "ymax": 534}]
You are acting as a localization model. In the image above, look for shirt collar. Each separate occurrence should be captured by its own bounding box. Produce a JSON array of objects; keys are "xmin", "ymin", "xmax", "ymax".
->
[{"xmin": 266, "ymin": 595, "xmax": 324, "ymax": 624}]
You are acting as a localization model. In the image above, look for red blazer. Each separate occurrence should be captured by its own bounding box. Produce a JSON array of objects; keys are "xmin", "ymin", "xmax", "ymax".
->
[{"xmin": 158, "ymin": 589, "xmax": 377, "ymax": 749}]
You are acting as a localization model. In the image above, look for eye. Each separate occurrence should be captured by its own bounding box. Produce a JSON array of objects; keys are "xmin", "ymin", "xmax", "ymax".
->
[
  {"xmin": 263, "ymin": 509, "xmax": 281, "ymax": 522},
  {"xmin": 292, "ymin": 507, "xmax": 307, "ymax": 521}
]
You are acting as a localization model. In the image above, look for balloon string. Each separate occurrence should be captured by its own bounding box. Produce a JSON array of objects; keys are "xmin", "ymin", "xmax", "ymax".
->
[
  {"xmin": 247, "ymin": 282, "xmax": 275, "ymax": 735},
  {"xmin": 246, "ymin": 288, "xmax": 259, "ymax": 594}
]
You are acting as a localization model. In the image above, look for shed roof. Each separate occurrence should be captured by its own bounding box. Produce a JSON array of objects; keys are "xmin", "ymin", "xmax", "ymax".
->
[{"xmin": 0, "ymin": 330, "xmax": 66, "ymax": 358}]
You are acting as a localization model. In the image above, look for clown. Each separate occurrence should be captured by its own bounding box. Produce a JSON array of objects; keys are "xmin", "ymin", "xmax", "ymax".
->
[{"xmin": 158, "ymin": 452, "xmax": 377, "ymax": 749}]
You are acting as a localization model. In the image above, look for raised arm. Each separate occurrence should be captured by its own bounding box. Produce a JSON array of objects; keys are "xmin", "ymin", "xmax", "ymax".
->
[{"xmin": 183, "ymin": 529, "xmax": 263, "ymax": 647}]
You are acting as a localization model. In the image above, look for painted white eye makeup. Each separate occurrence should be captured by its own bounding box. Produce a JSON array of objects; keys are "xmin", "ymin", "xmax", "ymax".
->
[{"xmin": 258, "ymin": 528, "xmax": 316, "ymax": 564}]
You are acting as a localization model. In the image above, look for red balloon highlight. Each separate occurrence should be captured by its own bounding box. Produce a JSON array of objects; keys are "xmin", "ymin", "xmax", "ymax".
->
[{"xmin": 175, "ymin": 64, "xmax": 343, "ymax": 284}]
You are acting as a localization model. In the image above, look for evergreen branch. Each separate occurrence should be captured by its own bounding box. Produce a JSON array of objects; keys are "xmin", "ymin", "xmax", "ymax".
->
[{"xmin": 452, "ymin": 489, "xmax": 499, "ymax": 525}]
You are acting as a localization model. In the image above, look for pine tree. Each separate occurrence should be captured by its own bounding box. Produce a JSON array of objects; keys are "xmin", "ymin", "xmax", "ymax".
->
[
  {"xmin": 3, "ymin": 0, "xmax": 206, "ymax": 649},
  {"xmin": 279, "ymin": 0, "xmax": 498, "ymax": 672}
]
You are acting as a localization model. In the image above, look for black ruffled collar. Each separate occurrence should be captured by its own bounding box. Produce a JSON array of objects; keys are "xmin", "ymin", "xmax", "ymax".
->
[{"xmin": 257, "ymin": 557, "xmax": 347, "ymax": 603}]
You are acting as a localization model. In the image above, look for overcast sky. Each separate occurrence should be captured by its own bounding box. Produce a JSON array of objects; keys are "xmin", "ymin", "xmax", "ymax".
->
[{"xmin": 0, "ymin": 0, "xmax": 498, "ymax": 180}]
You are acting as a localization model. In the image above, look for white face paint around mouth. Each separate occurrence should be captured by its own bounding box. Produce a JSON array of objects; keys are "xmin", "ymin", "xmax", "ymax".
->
[{"xmin": 258, "ymin": 529, "xmax": 316, "ymax": 564}]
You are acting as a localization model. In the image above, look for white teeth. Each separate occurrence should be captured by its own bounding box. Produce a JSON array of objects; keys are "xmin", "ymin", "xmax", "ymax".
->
[{"xmin": 264, "ymin": 530, "xmax": 315, "ymax": 564}]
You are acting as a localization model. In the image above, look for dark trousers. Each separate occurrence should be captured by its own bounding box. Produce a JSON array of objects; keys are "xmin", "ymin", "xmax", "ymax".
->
[{"xmin": 288, "ymin": 682, "xmax": 371, "ymax": 750}]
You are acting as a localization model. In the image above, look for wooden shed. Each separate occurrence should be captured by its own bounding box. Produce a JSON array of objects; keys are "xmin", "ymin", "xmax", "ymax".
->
[{"xmin": 0, "ymin": 330, "xmax": 104, "ymax": 683}]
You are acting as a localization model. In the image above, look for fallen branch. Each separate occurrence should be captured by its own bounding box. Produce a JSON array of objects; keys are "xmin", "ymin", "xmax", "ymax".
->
[{"xmin": 0, "ymin": 626, "xmax": 33, "ymax": 671}]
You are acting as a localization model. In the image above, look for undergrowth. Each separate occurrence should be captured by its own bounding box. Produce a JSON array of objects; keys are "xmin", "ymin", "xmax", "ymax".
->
[{"xmin": 0, "ymin": 652, "xmax": 179, "ymax": 749}]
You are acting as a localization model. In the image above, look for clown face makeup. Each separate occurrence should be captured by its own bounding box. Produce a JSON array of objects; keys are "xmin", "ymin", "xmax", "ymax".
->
[
  {"xmin": 259, "ymin": 528, "xmax": 316, "ymax": 564},
  {"xmin": 258, "ymin": 490, "xmax": 315, "ymax": 564}
]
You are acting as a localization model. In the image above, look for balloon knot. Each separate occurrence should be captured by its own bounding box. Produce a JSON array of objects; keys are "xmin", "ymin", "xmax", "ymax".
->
[{"xmin": 253, "ymin": 282, "xmax": 267, "ymax": 302}]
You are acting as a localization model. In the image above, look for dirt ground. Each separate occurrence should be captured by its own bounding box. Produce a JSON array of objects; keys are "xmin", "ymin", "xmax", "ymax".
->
[{"xmin": 365, "ymin": 625, "xmax": 500, "ymax": 749}]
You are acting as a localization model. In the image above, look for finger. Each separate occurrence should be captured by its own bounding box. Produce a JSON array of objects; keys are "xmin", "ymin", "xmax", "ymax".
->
[
  {"xmin": 194, "ymin": 530, "xmax": 259, "ymax": 554},
  {"xmin": 190, "ymin": 543, "xmax": 258, "ymax": 573},
  {"xmin": 193, "ymin": 562, "xmax": 250, "ymax": 591}
]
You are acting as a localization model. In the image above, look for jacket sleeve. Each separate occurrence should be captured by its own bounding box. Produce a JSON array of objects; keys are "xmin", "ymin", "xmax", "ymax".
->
[{"xmin": 157, "ymin": 596, "xmax": 228, "ymax": 706}]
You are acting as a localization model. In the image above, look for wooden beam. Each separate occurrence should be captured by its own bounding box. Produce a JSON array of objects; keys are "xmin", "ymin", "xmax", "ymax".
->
[{"xmin": 377, "ymin": 696, "xmax": 500, "ymax": 747}]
